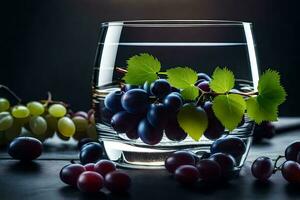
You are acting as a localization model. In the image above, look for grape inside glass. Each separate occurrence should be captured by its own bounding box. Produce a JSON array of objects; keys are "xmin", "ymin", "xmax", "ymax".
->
[{"xmin": 92, "ymin": 20, "xmax": 258, "ymax": 169}]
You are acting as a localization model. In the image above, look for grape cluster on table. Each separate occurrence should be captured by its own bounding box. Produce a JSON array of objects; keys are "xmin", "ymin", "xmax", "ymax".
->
[
  {"xmin": 60, "ymin": 140, "xmax": 131, "ymax": 194},
  {"xmin": 251, "ymin": 141, "xmax": 300, "ymax": 184},
  {"xmin": 103, "ymin": 73, "xmax": 228, "ymax": 145},
  {"xmin": 164, "ymin": 135, "xmax": 247, "ymax": 185},
  {"xmin": 0, "ymin": 97, "xmax": 97, "ymax": 145}
]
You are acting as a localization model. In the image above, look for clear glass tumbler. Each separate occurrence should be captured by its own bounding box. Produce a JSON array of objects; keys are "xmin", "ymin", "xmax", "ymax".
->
[{"xmin": 92, "ymin": 20, "xmax": 259, "ymax": 169}]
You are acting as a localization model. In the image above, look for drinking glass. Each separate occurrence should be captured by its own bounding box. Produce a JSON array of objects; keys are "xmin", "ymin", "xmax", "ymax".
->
[{"xmin": 92, "ymin": 20, "xmax": 259, "ymax": 170}]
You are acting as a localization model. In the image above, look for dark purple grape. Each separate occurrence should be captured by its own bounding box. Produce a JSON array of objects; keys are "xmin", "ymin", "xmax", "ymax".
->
[
  {"xmin": 281, "ymin": 161, "xmax": 300, "ymax": 184},
  {"xmin": 137, "ymin": 118, "xmax": 163, "ymax": 145},
  {"xmin": 175, "ymin": 165, "xmax": 199, "ymax": 185},
  {"xmin": 121, "ymin": 89, "xmax": 149, "ymax": 114},
  {"xmin": 197, "ymin": 81, "xmax": 211, "ymax": 92},
  {"xmin": 197, "ymin": 73, "xmax": 211, "ymax": 81},
  {"xmin": 78, "ymin": 138, "xmax": 95, "ymax": 150},
  {"xmin": 165, "ymin": 151, "xmax": 196, "ymax": 173},
  {"xmin": 285, "ymin": 141, "xmax": 300, "ymax": 161},
  {"xmin": 100, "ymin": 107, "xmax": 114, "ymax": 124},
  {"xmin": 210, "ymin": 136, "xmax": 246, "ymax": 160},
  {"xmin": 251, "ymin": 157, "xmax": 273, "ymax": 181},
  {"xmin": 60, "ymin": 164, "xmax": 86, "ymax": 187},
  {"xmin": 171, "ymin": 87, "xmax": 180, "ymax": 93},
  {"xmin": 104, "ymin": 91, "xmax": 124, "ymax": 113},
  {"xmin": 147, "ymin": 104, "xmax": 168, "ymax": 129},
  {"xmin": 80, "ymin": 142, "xmax": 103, "ymax": 164},
  {"xmin": 105, "ymin": 171, "xmax": 131, "ymax": 193},
  {"xmin": 8, "ymin": 137, "xmax": 43, "ymax": 161},
  {"xmin": 196, "ymin": 159, "xmax": 221, "ymax": 182},
  {"xmin": 111, "ymin": 111, "xmax": 140, "ymax": 133},
  {"xmin": 163, "ymin": 93, "xmax": 183, "ymax": 112},
  {"xmin": 209, "ymin": 153, "xmax": 236, "ymax": 178},
  {"xmin": 123, "ymin": 84, "xmax": 141, "ymax": 92},
  {"xmin": 94, "ymin": 160, "xmax": 116, "ymax": 177},
  {"xmin": 297, "ymin": 152, "xmax": 300, "ymax": 163},
  {"xmin": 150, "ymin": 79, "xmax": 171, "ymax": 98},
  {"xmin": 253, "ymin": 121, "xmax": 275, "ymax": 141},
  {"xmin": 84, "ymin": 163, "xmax": 95, "ymax": 171},
  {"xmin": 165, "ymin": 115, "xmax": 187, "ymax": 141},
  {"xmin": 143, "ymin": 81, "xmax": 152, "ymax": 94},
  {"xmin": 126, "ymin": 129, "xmax": 139, "ymax": 139},
  {"xmin": 203, "ymin": 101, "xmax": 224, "ymax": 140},
  {"xmin": 77, "ymin": 171, "xmax": 104, "ymax": 193}
]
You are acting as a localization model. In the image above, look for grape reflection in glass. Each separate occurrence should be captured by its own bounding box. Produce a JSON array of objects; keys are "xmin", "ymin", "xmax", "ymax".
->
[{"xmin": 92, "ymin": 20, "xmax": 258, "ymax": 169}]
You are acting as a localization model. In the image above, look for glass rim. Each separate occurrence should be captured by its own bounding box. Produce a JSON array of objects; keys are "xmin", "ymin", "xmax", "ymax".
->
[{"xmin": 101, "ymin": 20, "xmax": 252, "ymax": 27}]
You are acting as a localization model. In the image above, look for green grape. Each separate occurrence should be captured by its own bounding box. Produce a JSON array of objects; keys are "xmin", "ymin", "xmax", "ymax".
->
[
  {"xmin": 14, "ymin": 116, "xmax": 30, "ymax": 126},
  {"xmin": 72, "ymin": 116, "xmax": 88, "ymax": 132},
  {"xmin": 5, "ymin": 120, "xmax": 22, "ymax": 141},
  {"xmin": 44, "ymin": 114, "xmax": 58, "ymax": 131},
  {"xmin": 29, "ymin": 116, "xmax": 47, "ymax": 135},
  {"xmin": 86, "ymin": 124, "xmax": 97, "ymax": 140},
  {"xmin": 0, "ymin": 98, "xmax": 10, "ymax": 112},
  {"xmin": 27, "ymin": 101, "xmax": 45, "ymax": 116},
  {"xmin": 0, "ymin": 112, "xmax": 14, "ymax": 131},
  {"xmin": 11, "ymin": 105, "xmax": 30, "ymax": 118},
  {"xmin": 48, "ymin": 104, "xmax": 67, "ymax": 118},
  {"xmin": 73, "ymin": 130, "xmax": 87, "ymax": 141},
  {"xmin": 58, "ymin": 117, "xmax": 75, "ymax": 137}
]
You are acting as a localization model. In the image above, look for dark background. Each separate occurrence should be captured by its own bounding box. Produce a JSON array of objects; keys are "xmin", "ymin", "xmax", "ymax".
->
[{"xmin": 0, "ymin": 0, "xmax": 299, "ymax": 115}]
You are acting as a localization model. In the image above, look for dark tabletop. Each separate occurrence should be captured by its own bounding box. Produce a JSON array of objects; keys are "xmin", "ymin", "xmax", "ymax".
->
[{"xmin": 1, "ymin": 117, "xmax": 300, "ymax": 200}]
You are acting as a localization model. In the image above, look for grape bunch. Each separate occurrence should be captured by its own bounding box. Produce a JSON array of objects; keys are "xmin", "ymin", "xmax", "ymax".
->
[
  {"xmin": 0, "ymin": 96, "xmax": 97, "ymax": 145},
  {"xmin": 251, "ymin": 141, "xmax": 300, "ymax": 184},
  {"xmin": 164, "ymin": 136, "xmax": 246, "ymax": 185},
  {"xmin": 103, "ymin": 73, "xmax": 227, "ymax": 145},
  {"xmin": 60, "ymin": 159, "xmax": 131, "ymax": 193}
]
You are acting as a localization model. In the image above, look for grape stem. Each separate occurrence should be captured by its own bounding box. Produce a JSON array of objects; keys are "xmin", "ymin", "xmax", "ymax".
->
[
  {"xmin": 273, "ymin": 155, "xmax": 285, "ymax": 173},
  {"xmin": 0, "ymin": 84, "xmax": 22, "ymax": 104},
  {"xmin": 40, "ymin": 92, "xmax": 70, "ymax": 108},
  {"xmin": 116, "ymin": 67, "xmax": 127, "ymax": 74}
]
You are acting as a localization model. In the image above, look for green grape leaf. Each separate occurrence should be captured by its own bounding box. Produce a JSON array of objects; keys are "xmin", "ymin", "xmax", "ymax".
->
[
  {"xmin": 180, "ymin": 86, "xmax": 199, "ymax": 101},
  {"xmin": 257, "ymin": 69, "xmax": 287, "ymax": 107},
  {"xmin": 209, "ymin": 67, "xmax": 235, "ymax": 93},
  {"xmin": 246, "ymin": 97, "xmax": 278, "ymax": 124},
  {"xmin": 246, "ymin": 69, "xmax": 286, "ymax": 123},
  {"xmin": 166, "ymin": 67, "xmax": 198, "ymax": 88},
  {"xmin": 177, "ymin": 104, "xmax": 208, "ymax": 141},
  {"xmin": 166, "ymin": 67, "xmax": 199, "ymax": 100},
  {"xmin": 123, "ymin": 53, "xmax": 161, "ymax": 85},
  {"xmin": 212, "ymin": 94, "xmax": 246, "ymax": 131}
]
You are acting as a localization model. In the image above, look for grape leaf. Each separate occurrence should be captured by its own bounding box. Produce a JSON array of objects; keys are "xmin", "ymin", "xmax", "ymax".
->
[
  {"xmin": 166, "ymin": 67, "xmax": 198, "ymax": 88},
  {"xmin": 257, "ymin": 69, "xmax": 287, "ymax": 107},
  {"xmin": 246, "ymin": 97, "xmax": 278, "ymax": 124},
  {"xmin": 123, "ymin": 53, "xmax": 161, "ymax": 85},
  {"xmin": 180, "ymin": 86, "xmax": 199, "ymax": 101},
  {"xmin": 209, "ymin": 67, "xmax": 235, "ymax": 93},
  {"xmin": 212, "ymin": 94, "xmax": 246, "ymax": 131},
  {"xmin": 177, "ymin": 103, "xmax": 208, "ymax": 141},
  {"xmin": 166, "ymin": 67, "xmax": 199, "ymax": 100},
  {"xmin": 246, "ymin": 69, "xmax": 286, "ymax": 123}
]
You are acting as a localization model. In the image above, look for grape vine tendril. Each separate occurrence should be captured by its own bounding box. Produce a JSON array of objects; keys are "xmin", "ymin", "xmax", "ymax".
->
[{"xmin": 0, "ymin": 84, "xmax": 22, "ymax": 104}]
